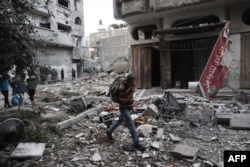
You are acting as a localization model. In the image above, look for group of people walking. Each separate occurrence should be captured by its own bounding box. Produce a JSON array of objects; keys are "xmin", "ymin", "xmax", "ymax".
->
[{"xmin": 0, "ymin": 73, "xmax": 38, "ymax": 109}]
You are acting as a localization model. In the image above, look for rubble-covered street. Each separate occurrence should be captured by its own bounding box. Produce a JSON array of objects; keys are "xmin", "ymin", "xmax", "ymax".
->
[{"xmin": 0, "ymin": 73, "xmax": 250, "ymax": 167}]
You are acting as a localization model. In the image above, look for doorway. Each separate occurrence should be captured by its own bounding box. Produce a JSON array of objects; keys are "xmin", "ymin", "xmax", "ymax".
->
[
  {"xmin": 132, "ymin": 45, "xmax": 160, "ymax": 88},
  {"xmin": 170, "ymin": 37, "xmax": 217, "ymax": 88}
]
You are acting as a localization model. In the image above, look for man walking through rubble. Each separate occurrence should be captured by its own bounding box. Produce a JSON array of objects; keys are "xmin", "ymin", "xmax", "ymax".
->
[{"xmin": 106, "ymin": 73, "xmax": 146, "ymax": 152}]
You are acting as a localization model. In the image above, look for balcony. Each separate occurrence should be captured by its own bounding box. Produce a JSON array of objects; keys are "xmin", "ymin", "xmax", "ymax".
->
[
  {"xmin": 34, "ymin": 27, "xmax": 55, "ymax": 41},
  {"xmin": 117, "ymin": 0, "xmax": 215, "ymax": 18},
  {"xmin": 30, "ymin": 1, "xmax": 50, "ymax": 16},
  {"xmin": 33, "ymin": 27, "xmax": 74, "ymax": 47},
  {"xmin": 55, "ymin": 31, "xmax": 74, "ymax": 47},
  {"xmin": 150, "ymin": 0, "xmax": 214, "ymax": 12}
]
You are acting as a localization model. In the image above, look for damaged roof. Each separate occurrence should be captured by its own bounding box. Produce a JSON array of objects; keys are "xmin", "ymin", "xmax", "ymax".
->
[{"xmin": 154, "ymin": 21, "xmax": 226, "ymax": 36}]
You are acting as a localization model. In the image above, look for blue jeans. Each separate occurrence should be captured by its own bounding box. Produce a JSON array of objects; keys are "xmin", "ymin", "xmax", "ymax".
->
[
  {"xmin": 18, "ymin": 93, "xmax": 24, "ymax": 108},
  {"xmin": 107, "ymin": 108, "xmax": 140, "ymax": 145}
]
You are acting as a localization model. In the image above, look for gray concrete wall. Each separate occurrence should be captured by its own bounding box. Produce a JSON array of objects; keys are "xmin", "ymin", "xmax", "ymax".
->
[
  {"xmin": 226, "ymin": 34, "xmax": 241, "ymax": 89},
  {"xmin": 99, "ymin": 35, "xmax": 129, "ymax": 62},
  {"xmin": 36, "ymin": 47, "xmax": 77, "ymax": 80}
]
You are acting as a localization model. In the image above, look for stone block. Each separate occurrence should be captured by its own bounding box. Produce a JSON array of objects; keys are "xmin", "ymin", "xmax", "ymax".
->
[
  {"xmin": 10, "ymin": 143, "xmax": 46, "ymax": 158},
  {"xmin": 171, "ymin": 144, "xmax": 199, "ymax": 161},
  {"xmin": 230, "ymin": 114, "xmax": 250, "ymax": 130}
]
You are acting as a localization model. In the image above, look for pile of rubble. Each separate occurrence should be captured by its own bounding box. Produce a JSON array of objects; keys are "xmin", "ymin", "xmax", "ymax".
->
[{"xmin": 0, "ymin": 73, "xmax": 250, "ymax": 167}]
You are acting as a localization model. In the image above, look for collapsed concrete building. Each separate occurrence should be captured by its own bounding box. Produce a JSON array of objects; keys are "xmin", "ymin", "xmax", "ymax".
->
[
  {"xmin": 113, "ymin": 0, "xmax": 250, "ymax": 91},
  {"xmin": 28, "ymin": 0, "xmax": 84, "ymax": 81}
]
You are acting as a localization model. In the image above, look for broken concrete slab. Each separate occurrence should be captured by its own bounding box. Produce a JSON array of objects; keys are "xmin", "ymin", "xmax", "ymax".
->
[
  {"xmin": 215, "ymin": 112, "xmax": 232, "ymax": 125},
  {"xmin": 10, "ymin": 143, "xmax": 46, "ymax": 158},
  {"xmin": 146, "ymin": 104, "xmax": 159, "ymax": 117},
  {"xmin": 171, "ymin": 144, "xmax": 199, "ymax": 161},
  {"xmin": 169, "ymin": 133, "xmax": 181, "ymax": 142},
  {"xmin": 137, "ymin": 124, "xmax": 158, "ymax": 137},
  {"xmin": 56, "ymin": 108, "xmax": 99, "ymax": 130},
  {"xmin": 230, "ymin": 114, "xmax": 250, "ymax": 129},
  {"xmin": 41, "ymin": 110, "xmax": 66, "ymax": 119}
]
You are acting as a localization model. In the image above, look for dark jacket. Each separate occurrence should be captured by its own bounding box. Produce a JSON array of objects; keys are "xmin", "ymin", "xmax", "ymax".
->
[
  {"xmin": 26, "ymin": 77, "xmax": 37, "ymax": 90},
  {"xmin": 13, "ymin": 80, "xmax": 28, "ymax": 94}
]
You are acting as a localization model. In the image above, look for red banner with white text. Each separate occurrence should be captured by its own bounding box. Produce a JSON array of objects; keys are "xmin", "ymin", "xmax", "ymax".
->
[{"xmin": 195, "ymin": 21, "xmax": 232, "ymax": 100}]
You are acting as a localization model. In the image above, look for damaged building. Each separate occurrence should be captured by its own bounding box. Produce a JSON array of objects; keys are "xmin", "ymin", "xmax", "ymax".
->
[
  {"xmin": 113, "ymin": 0, "xmax": 250, "ymax": 90},
  {"xmin": 87, "ymin": 24, "xmax": 129, "ymax": 73},
  {"xmin": 29, "ymin": 0, "xmax": 84, "ymax": 81}
]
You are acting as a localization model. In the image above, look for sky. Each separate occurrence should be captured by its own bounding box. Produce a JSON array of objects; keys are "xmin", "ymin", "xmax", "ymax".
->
[{"xmin": 83, "ymin": 0, "xmax": 125, "ymax": 36}]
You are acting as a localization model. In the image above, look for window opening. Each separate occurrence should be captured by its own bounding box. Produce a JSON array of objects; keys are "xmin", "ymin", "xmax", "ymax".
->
[
  {"xmin": 242, "ymin": 7, "xmax": 250, "ymax": 25},
  {"xmin": 58, "ymin": 23, "xmax": 71, "ymax": 33},
  {"xmin": 58, "ymin": 0, "xmax": 68, "ymax": 8},
  {"xmin": 132, "ymin": 25, "xmax": 157, "ymax": 40},
  {"xmin": 40, "ymin": 22, "xmax": 51, "ymax": 29},
  {"xmin": 75, "ymin": 17, "xmax": 82, "ymax": 25}
]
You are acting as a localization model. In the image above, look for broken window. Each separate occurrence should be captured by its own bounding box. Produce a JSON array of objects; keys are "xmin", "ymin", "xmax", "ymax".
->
[
  {"xmin": 40, "ymin": 22, "xmax": 51, "ymax": 29},
  {"xmin": 58, "ymin": 0, "xmax": 69, "ymax": 8},
  {"xmin": 132, "ymin": 25, "xmax": 157, "ymax": 40},
  {"xmin": 75, "ymin": 17, "xmax": 82, "ymax": 25},
  {"xmin": 242, "ymin": 7, "xmax": 250, "ymax": 25},
  {"xmin": 57, "ymin": 23, "xmax": 71, "ymax": 33}
]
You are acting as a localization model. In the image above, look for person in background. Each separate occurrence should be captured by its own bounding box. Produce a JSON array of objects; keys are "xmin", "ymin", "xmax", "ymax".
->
[
  {"xmin": 71, "ymin": 68, "xmax": 76, "ymax": 80},
  {"xmin": 13, "ymin": 75, "xmax": 28, "ymax": 110},
  {"xmin": 61, "ymin": 68, "xmax": 64, "ymax": 81},
  {"xmin": 106, "ymin": 74, "xmax": 146, "ymax": 152},
  {"xmin": 26, "ymin": 74, "xmax": 38, "ymax": 108},
  {"xmin": 0, "ymin": 73, "xmax": 12, "ymax": 108}
]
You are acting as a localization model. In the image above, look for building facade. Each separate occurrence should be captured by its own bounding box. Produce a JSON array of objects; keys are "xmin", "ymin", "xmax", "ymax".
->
[
  {"xmin": 87, "ymin": 24, "xmax": 129, "ymax": 73},
  {"xmin": 29, "ymin": 0, "xmax": 84, "ymax": 82},
  {"xmin": 114, "ymin": 0, "xmax": 250, "ymax": 90}
]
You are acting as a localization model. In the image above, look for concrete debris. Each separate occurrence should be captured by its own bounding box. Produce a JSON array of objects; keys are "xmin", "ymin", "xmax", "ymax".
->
[
  {"xmin": 91, "ymin": 152, "xmax": 102, "ymax": 162},
  {"xmin": 10, "ymin": 143, "xmax": 46, "ymax": 158},
  {"xmin": 230, "ymin": 114, "xmax": 250, "ymax": 129},
  {"xmin": 171, "ymin": 144, "xmax": 200, "ymax": 161},
  {"xmin": 137, "ymin": 124, "xmax": 158, "ymax": 137},
  {"xmin": 0, "ymin": 73, "xmax": 250, "ymax": 166},
  {"xmin": 70, "ymin": 97, "xmax": 87, "ymax": 112},
  {"xmin": 146, "ymin": 103, "xmax": 159, "ymax": 117},
  {"xmin": 169, "ymin": 133, "xmax": 181, "ymax": 142}
]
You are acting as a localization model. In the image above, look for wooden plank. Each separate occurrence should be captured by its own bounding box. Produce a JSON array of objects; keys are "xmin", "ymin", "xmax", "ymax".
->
[{"xmin": 132, "ymin": 46, "xmax": 141, "ymax": 88}]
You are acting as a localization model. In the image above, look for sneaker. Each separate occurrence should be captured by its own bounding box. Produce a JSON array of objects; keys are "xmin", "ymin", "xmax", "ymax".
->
[
  {"xmin": 106, "ymin": 130, "xmax": 113, "ymax": 140},
  {"xmin": 133, "ymin": 144, "xmax": 146, "ymax": 152}
]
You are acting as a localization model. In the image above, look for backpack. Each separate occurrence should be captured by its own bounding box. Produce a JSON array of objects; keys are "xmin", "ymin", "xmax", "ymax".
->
[{"xmin": 109, "ymin": 76, "xmax": 126, "ymax": 103}]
